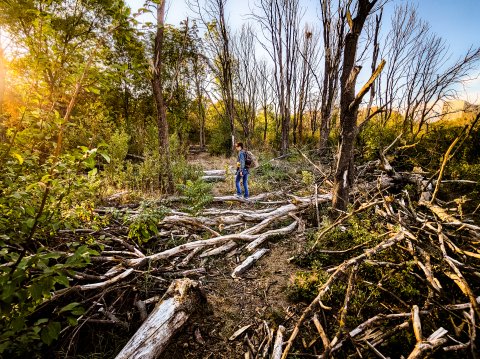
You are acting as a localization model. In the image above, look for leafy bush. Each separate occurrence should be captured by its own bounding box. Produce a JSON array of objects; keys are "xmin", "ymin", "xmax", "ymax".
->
[
  {"xmin": 0, "ymin": 244, "xmax": 97, "ymax": 355},
  {"xmin": 104, "ymin": 129, "xmax": 130, "ymax": 187},
  {"xmin": 127, "ymin": 203, "xmax": 170, "ymax": 243},
  {"xmin": 0, "ymin": 138, "xmax": 105, "ymax": 354},
  {"xmin": 177, "ymin": 179, "xmax": 213, "ymax": 215}
]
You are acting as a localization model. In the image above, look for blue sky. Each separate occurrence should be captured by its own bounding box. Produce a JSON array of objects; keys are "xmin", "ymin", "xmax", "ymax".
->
[{"xmin": 126, "ymin": 0, "xmax": 480, "ymax": 102}]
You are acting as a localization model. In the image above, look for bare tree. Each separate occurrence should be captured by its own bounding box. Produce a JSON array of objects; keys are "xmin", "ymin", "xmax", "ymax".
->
[
  {"xmin": 307, "ymin": 89, "xmax": 322, "ymax": 136},
  {"xmin": 375, "ymin": 4, "xmax": 427, "ymax": 128},
  {"xmin": 254, "ymin": 0, "xmax": 302, "ymax": 155},
  {"xmin": 375, "ymin": 4, "xmax": 480, "ymax": 137},
  {"xmin": 152, "ymin": 0, "xmax": 174, "ymax": 193},
  {"xmin": 332, "ymin": 0, "xmax": 385, "ymax": 212},
  {"xmin": 188, "ymin": 0, "xmax": 236, "ymax": 155},
  {"xmin": 257, "ymin": 59, "xmax": 273, "ymax": 143},
  {"xmin": 233, "ymin": 24, "xmax": 258, "ymax": 148},
  {"xmin": 293, "ymin": 25, "xmax": 321, "ymax": 144},
  {"xmin": 190, "ymin": 29, "xmax": 207, "ymax": 149},
  {"xmin": 318, "ymin": 0, "xmax": 346, "ymax": 152}
]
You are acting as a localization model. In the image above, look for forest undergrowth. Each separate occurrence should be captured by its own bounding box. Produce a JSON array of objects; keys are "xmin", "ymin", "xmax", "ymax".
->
[{"xmin": 3, "ymin": 133, "xmax": 479, "ymax": 358}]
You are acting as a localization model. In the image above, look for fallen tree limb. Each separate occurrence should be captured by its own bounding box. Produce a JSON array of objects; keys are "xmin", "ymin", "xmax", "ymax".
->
[
  {"xmin": 115, "ymin": 278, "xmax": 205, "ymax": 359},
  {"xmin": 231, "ymin": 248, "xmax": 270, "ymax": 278},
  {"xmin": 281, "ymin": 231, "xmax": 406, "ymax": 359},
  {"xmin": 272, "ymin": 326, "xmax": 286, "ymax": 359},
  {"xmin": 127, "ymin": 221, "xmax": 298, "ymax": 267}
]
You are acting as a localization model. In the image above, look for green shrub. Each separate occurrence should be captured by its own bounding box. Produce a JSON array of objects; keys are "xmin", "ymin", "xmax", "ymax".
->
[
  {"xmin": 288, "ymin": 270, "xmax": 329, "ymax": 302},
  {"xmin": 177, "ymin": 179, "xmax": 213, "ymax": 215},
  {"xmin": 104, "ymin": 130, "xmax": 130, "ymax": 187},
  {"xmin": 127, "ymin": 203, "xmax": 170, "ymax": 244}
]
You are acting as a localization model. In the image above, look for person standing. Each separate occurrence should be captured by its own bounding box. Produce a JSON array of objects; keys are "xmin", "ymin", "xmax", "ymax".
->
[{"xmin": 235, "ymin": 142, "xmax": 249, "ymax": 199}]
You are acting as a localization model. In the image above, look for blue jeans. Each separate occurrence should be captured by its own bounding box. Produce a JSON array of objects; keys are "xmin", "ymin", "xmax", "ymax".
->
[{"xmin": 235, "ymin": 169, "xmax": 249, "ymax": 198}]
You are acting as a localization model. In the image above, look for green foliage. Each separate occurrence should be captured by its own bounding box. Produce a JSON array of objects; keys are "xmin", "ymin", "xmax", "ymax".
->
[
  {"xmin": 0, "ymin": 244, "xmax": 97, "ymax": 354},
  {"xmin": 358, "ymin": 116, "xmax": 403, "ymax": 162},
  {"xmin": 177, "ymin": 179, "xmax": 213, "ymax": 215},
  {"xmin": 127, "ymin": 203, "xmax": 170, "ymax": 244},
  {"xmin": 0, "ymin": 114, "xmax": 106, "ymax": 354},
  {"xmin": 104, "ymin": 129, "xmax": 130, "ymax": 187},
  {"xmin": 301, "ymin": 170, "xmax": 314, "ymax": 187},
  {"xmin": 206, "ymin": 103, "xmax": 233, "ymax": 156},
  {"xmin": 288, "ymin": 269, "xmax": 329, "ymax": 302},
  {"xmin": 254, "ymin": 161, "xmax": 291, "ymax": 183}
]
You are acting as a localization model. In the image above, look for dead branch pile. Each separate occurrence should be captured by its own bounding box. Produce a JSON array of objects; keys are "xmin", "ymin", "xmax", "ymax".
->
[
  {"xmin": 49, "ymin": 154, "xmax": 479, "ymax": 358},
  {"xmin": 278, "ymin": 161, "xmax": 480, "ymax": 358},
  {"xmin": 50, "ymin": 191, "xmax": 331, "ymax": 357}
]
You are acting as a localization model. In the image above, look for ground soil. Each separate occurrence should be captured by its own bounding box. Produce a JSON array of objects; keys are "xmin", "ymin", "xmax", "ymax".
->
[{"xmin": 160, "ymin": 231, "xmax": 307, "ymax": 359}]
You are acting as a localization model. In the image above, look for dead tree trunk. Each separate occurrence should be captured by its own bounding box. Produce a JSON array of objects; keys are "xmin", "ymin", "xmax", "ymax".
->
[
  {"xmin": 152, "ymin": 0, "xmax": 174, "ymax": 193},
  {"xmin": 332, "ymin": 0, "xmax": 384, "ymax": 213},
  {"xmin": 318, "ymin": 0, "xmax": 345, "ymax": 152},
  {"xmin": 115, "ymin": 279, "xmax": 205, "ymax": 359}
]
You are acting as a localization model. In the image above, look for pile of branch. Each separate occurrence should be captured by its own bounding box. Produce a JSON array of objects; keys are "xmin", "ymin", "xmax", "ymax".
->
[
  {"xmin": 51, "ymin": 191, "xmax": 330, "ymax": 356},
  {"xmin": 278, "ymin": 162, "xmax": 480, "ymax": 358}
]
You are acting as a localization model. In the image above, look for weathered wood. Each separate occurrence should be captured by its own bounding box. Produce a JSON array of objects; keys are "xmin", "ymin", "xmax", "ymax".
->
[
  {"xmin": 115, "ymin": 279, "xmax": 205, "ymax": 359},
  {"xmin": 407, "ymin": 327, "xmax": 448, "ymax": 359},
  {"xmin": 200, "ymin": 241, "xmax": 237, "ymax": 257},
  {"xmin": 203, "ymin": 169, "xmax": 227, "ymax": 176},
  {"xmin": 245, "ymin": 221, "xmax": 297, "ymax": 252},
  {"xmin": 272, "ymin": 325, "xmax": 286, "ymax": 359},
  {"xmin": 229, "ymin": 324, "xmax": 252, "ymax": 341},
  {"xmin": 231, "ymin": 248, "xmax": 269, "ymax": 278}
]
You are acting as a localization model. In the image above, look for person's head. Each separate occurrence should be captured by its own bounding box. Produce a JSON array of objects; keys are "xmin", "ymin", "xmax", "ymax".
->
[{"xmin": 235, "ymin": 142, "xmax": 244, "ymax": 152}]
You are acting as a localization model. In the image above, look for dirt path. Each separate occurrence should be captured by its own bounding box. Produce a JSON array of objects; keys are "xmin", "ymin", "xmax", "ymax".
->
[
  {"xmin": 161, "ymin": 153, "xmax": 307, "ymax": 358},
  {"xmin": 161, "ymin": 229, "xmax": 307, "ymax": 358}
]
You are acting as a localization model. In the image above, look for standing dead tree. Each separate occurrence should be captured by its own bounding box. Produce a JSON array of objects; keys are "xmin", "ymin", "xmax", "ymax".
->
[
  {"xmin": 376, "ymin": 4, "xmax": 480, "ymax": 136},
  {"xmin": 188, "ymin": 0, "xmax": 236, "ymax": 155},
  {"xmin": 152, "ymin": 0, "xmax": 174, "ymax": 193},
  {"xmin": 189, "ymin": 25, "xmax": 208, "ymax": 150},
  {"xmin": 257, "ymin": 60, "xmax": 273, "ymax": 143},
  {"xmin": 332, "ymin": 0, "xmax": 385, "ymax": 213},
  {"xmin": 233, "ymin": 24, "xmax": 259, "ymax": 148},
  {"xmin": 318, "ymin": 0, "xmax": 346, "ymax": 152},
  {"xmin": 192, "ymin": 55, "xmax": 207, "ymax": 150},
  {"xmin": 254, "ymin": 0, "xmax": 301, "ymax": 155},
  {"xmin": 293, "ymin": 25, "xmax": 321, "ymax": 144}
]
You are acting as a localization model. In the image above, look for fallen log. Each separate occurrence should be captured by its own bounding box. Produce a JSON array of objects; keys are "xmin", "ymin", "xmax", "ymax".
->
[
  {"xmin": 231, "ymin": 248, "xmax": 270, "ymax": 278},
  {"xmin": 272, "ymin": 326, "xmax": 286, "ymax": 359},
  {"xmin": 200, "ymin": 241, "xmax": 237, "ymax": 257},
  {"xmin": 115, "ymin": 278, "xmax": 205, "ymax": 359}
]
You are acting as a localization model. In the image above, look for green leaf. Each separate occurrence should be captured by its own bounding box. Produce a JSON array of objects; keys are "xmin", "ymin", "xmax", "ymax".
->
[
  {"xmin": 88, "ymin": 168, "xmax": 98, "ymax": 177},
  {"xmin": 67, "ymin": 316, "xmax": 78, "ymax": 326},
  {"xmin": 30, "ymin": 282, "xmax": 46, "ymax": 301},
  {"xmin": 58, "ymin": 302, "xmax": 81, "ymax": 314},
  {"xmin": 11, "ymin": 152, "xmax": 24, "ymax": 165},
  {"xmin": 35, "ymin": 318, "xmax": 49, "ymax": 326},
  {"xmin": 100, "ymin": 152, "xmax": 111, "ymax": 163},
  {"xmin": 25, "ymin": 218, "xmax": 36, "ymax": 229},
  {"xmin": 40, "ymin": 321, "xmax": 61, "ymax": 345},
  {"xmin": 55, "ymin": 275, "xmax": 70, "ymax": 287},
  {"xmin": 89, "ymin": 87, "xmax": 100, "ymax": 95}
]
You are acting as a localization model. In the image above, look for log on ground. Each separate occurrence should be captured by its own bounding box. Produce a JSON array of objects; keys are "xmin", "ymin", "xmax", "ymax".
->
[{"xmin": 115, "ymin": 278, "xmax": 206, "ymax": 359}]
